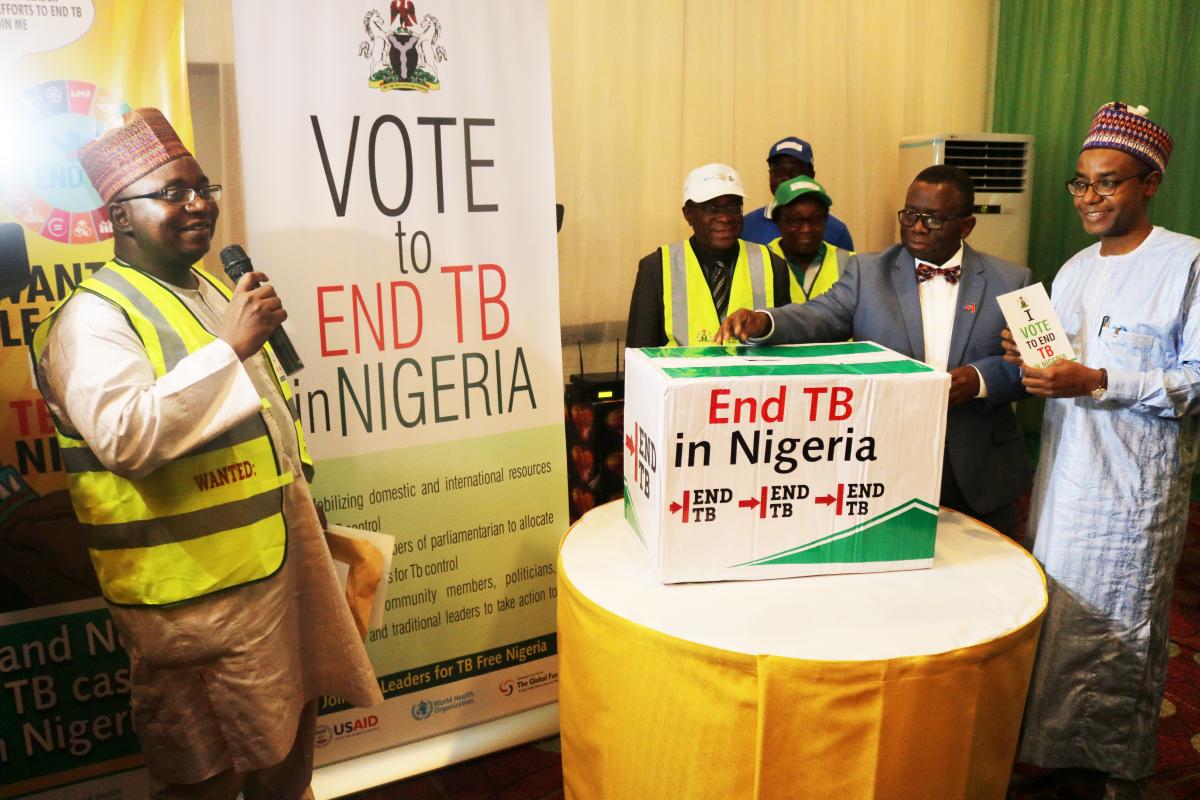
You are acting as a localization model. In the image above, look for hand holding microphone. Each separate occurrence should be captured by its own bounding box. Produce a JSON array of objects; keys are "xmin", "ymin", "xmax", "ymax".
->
[{"xmin": 218, "ymin": 244, "xmax": 305, "ymax": 374}]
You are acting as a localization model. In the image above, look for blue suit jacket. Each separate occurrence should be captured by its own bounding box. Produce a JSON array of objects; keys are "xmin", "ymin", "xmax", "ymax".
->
[{"xmin": 767, "ymin": 242, "xmax": 1033, "ymax": 514}]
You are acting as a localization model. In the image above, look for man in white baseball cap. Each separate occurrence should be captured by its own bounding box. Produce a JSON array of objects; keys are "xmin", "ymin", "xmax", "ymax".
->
[{"xmin": 625, "ymin": 163, "xmax": 791, "ymax": 347}]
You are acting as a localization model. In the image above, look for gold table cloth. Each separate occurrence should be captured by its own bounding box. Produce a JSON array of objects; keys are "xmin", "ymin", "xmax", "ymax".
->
[{"xmin": 557, "ymin": 501, "xmax": 1046, "ymax": 799}]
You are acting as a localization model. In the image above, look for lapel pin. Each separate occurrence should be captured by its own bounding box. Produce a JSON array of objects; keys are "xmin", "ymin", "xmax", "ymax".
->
[{"xmin": 963, "ymin": 304, "xmax": 977, "ymax": 314}]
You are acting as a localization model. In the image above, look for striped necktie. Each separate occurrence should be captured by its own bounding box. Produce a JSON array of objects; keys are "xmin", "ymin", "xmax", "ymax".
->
[{"xmin": 711, "ymin": 259, "xmax": 730, "ymax": 318}]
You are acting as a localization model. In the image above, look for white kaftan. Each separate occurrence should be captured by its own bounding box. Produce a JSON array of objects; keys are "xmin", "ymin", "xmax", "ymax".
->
[
  {"xmin": 1018, "ymin": 227, "xmax": 1200, "ymax": 779},
  {"xmin": 36, "ymin": 268, "xmax": 382, "ymax": 785}
]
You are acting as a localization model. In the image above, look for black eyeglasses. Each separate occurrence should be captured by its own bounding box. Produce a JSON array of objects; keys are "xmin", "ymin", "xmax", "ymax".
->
[
  {"xmin": 1065, "ymin": 173, "xmax": 1150, "ymax": 197},
  {"xmin": 897, "ymin": 209, "xmax": 965, "ymax": 230},
  {"xmin": 696, "ymin": 201, "xmax": 743, "ymax": 217},
  {"xmin": 113, "ymin": 185, "xmax": 222, "ymax": 205}
]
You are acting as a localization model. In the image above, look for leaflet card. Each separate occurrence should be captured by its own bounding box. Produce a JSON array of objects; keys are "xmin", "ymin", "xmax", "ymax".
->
[{"xmin": 996, "ymin": 283, "xmax": 1076, "ymax": 368}]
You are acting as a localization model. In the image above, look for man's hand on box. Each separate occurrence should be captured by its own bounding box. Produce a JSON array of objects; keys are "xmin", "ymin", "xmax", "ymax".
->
[
  {"xmin": 1021, "ymin": 360, "xmax": 1104, "ymax": 398},
  {"xmin": 716, "ymin": 309, "xmax": 770, "ymax": 344},
  {"xmin": 948, "ymin": 365, "xmax": 980, "ymax": 406}
]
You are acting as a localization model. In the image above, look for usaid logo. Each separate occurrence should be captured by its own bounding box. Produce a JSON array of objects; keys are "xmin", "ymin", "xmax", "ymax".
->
[{"xmin": 332, "ymin": 714, "xmax": 380, "ymax": 739}]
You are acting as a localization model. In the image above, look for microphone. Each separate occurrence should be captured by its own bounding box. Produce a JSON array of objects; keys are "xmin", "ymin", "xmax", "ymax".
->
[
  {"xmin": 0, "ymin": 223, "xmax": 31, "ymax": 298},
  {"xmin": 219, "ymin": 244, "xmax": 305, "ymax": 375}
]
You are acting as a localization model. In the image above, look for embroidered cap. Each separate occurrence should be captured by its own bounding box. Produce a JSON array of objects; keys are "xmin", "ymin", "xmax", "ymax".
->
[
  {"xmin": 1081, "ymin": 101, "xmax": 1173, "ymax": 174},
  {"xmin": 682, "ymin": 163, "xmax": 745, "ymax": 204},
  {"xmin": 79, "ymin": 108, "xmax": 192, "ymax": 203}
]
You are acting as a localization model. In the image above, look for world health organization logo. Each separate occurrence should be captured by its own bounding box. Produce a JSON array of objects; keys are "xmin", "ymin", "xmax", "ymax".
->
[
  {"xmin": 0, "ymin": 80, "xmax": 130, "ymax": 244},
  {"xmin": 411, "ymin": 699, "xmax": 433, "ymax": 720},
  {"xmin": 359, "ymin": 2, "xmax": 448, "ymax": 93}
]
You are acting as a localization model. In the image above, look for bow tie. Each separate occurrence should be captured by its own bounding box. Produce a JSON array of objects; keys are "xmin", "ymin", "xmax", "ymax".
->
[{"xmin": 915, "ymin": 263, "xmax": 962, "ymax": 285}]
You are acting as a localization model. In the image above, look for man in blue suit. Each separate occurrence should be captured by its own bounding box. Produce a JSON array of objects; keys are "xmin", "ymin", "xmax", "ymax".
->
[{"xmin": 718, "ymin": 165, "xmax": 1032, "ymax": 536}]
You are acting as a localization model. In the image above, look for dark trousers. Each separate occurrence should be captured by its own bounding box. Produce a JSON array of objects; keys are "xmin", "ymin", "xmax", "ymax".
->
[{"xmin": 940, "ymin": 453, "xmax": 1021, "ymax": 539}]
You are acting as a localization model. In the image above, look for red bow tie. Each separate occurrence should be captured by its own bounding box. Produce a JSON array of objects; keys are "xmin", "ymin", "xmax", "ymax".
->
[{"xmin": 915, "ymin": 263, "xmax": 962, "ymax": 285}]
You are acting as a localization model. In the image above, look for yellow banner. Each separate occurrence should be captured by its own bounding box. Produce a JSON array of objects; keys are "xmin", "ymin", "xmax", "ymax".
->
[
  {"xmin": 0, "ymin": 3, "xmax": 189, "ymax": 793},
  {"xmin": 0, "ymin": 0, "xmax": 190, "ymax": 498}
]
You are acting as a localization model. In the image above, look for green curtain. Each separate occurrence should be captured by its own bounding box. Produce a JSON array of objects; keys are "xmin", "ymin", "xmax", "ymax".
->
[
  {"xmin": 994, "ymin": 0, "xmax": 1200, "ymax": 449},
  {"xmin": 993, "ymin": 0, "xmax": 1200, "ymax": 286}
]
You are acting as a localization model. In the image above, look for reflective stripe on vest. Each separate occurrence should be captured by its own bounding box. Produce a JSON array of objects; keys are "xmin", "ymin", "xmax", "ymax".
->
[
  {"xmin": 661, "ymin": 240, "xmax": 772, "ymax": 346},
  {"xmin": 31, "ymin": 261, "xmax": 299, "ymax": 607},
  {"xmin": 768, "ymin": 239, "xmax": 853, "ymax": 303}
]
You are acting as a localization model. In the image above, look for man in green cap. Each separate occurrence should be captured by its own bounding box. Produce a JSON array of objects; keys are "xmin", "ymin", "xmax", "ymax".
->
[{"xmin": 767, "ymin": 176, "xmax": 854, "ymax": 304}]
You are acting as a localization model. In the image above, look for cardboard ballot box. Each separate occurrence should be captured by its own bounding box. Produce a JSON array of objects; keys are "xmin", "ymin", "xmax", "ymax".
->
[{"xmin": 623, "ymin": 342, "xmax": 950, "ymax": 583}]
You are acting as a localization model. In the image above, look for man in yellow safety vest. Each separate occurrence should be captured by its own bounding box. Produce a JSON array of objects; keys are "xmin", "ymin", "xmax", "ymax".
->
[
  {"xmin": 32, "ymin": 108, "xmax": 381, "ymax": 799},
  {"xmin": 625, "ymin": 163, "xmax": 792, "ymax": 348},
  {"xmin": 766, "ymin": 176, "xmax": 854, "ymax": 304}
]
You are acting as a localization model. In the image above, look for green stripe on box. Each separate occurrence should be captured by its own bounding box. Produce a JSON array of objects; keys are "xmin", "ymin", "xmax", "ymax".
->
[
  {"xmin": 639, "ymin": 342, "xmax": 884, "ymax": 359},
  {"xmin": 623, "ymin": 482, "xmax": 645, "ymax": 545},
  {"xmin": 663, "ymin": 360, "xmax": 933, "ymax": 379},
  {"xmin": 738, "ymin": 499, "xmax": 938, "ymax": 565}
]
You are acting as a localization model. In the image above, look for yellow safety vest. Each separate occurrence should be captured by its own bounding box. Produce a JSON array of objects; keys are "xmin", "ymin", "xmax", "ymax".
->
[
  {"xmin": 660, "ymin": 240, "xmax": 774, "ymax": 346},
  {"xmin": 31, "ymin": 261, "xmax": 312, "ymax": 607},
  {"xmin": 768, "ymin": 239, "xmax": 853, "ymax": 303}
]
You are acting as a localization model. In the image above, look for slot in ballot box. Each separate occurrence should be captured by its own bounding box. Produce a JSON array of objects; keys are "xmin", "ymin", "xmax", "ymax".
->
[{"xmin": 623, "ymin": 342, "xmax": 949, "ymax": 583}]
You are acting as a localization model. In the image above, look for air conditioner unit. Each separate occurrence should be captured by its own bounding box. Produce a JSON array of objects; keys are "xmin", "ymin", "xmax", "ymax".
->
[{"xmin": 898, "ymin": 133, "xmax": 1034, "ymax": 267}]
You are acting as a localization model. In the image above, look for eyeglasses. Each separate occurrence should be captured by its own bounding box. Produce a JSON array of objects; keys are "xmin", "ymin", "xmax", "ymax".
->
[
  {"xmin": 114, "ymin": 185, "xmax": 222, "ymax": 205},
  {"xmin": 778, "ymin": 214, "xmax": 828, "ymax": 230},
  {"xmin": 897, "ymin": 209, "xmax": 965, "ymax": 230},
  {"xmin": 1065, "ymin": 173, "xmax": 1150, "ymax": 197},
  {"xmin": 696, "ymin": 201, "xmax": 743, "ymax": 217}
]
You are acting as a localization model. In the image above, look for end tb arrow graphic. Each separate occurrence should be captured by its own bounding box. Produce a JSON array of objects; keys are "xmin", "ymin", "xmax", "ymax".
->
[
  {"xmin": 738, "ymin": 487, "xmax": 769, "ymax": 518},
  {"xmin": 814, "ymin": 484, "xmax": 846, "ymax": 514},
  {"xmin": 627, "ymin": 423, "xmax": 639, "ymax": 482},
  {"xmin": 669, "ymin": 493, "xmax": 690, "ymax": 522}
]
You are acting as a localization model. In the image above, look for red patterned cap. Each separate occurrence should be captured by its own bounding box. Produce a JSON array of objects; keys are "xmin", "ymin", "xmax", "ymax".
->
[
  {"xmin": 1081, "ymin": 101, "xmax": 1173, "ymax": 173},
  {"xmin": 79, "ymin": 108, "xmax": 192, "ymax": 203}
]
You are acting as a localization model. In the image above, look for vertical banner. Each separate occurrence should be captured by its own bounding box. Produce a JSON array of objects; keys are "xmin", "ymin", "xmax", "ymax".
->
[
  {"xmin": 230, "ymin": 1, "xmax": 568, "ymax": 764},
  {"xmin": 0, "ymin": 2, "xmax": 190, "ymax": 797}
]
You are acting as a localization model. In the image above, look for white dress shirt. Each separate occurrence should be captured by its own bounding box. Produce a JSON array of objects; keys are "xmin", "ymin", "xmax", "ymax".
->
[{"xmin": 915, "ymin": 243, "xmax": 987, "ymax": 396}]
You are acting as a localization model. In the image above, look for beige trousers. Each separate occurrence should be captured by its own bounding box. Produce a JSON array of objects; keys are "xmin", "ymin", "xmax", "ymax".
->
[{"xmin": 150, "ymin": 700, "xmax": 318, "ymax": 800}]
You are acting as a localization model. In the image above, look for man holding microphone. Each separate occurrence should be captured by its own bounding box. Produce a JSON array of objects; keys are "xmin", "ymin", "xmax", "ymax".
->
[{"xmin": 32, "ymin": 108, "xmax": 380, "ymax": 799}]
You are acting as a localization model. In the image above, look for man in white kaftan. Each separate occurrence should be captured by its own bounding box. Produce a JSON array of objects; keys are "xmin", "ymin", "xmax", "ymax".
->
[
  {"xmin": 38, "ymin": 275, "xmax": 384, "ymax": 796},
  {"xmin": 1006, "ymin": 102, "xmax": 1199, "ymax": 799},
  {"xmin": 35, "ymin": 109, "xmax": 382, "ymax": 799}
]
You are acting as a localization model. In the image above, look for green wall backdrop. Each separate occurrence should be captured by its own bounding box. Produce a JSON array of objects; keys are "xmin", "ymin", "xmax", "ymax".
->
[
  {"xmin": 993, "ymin": 0, "xmax": 1200, "ymax": 285},
  {"xmin": 994, "ymin": 0, "xmax": 1200, "ymax": 442}
]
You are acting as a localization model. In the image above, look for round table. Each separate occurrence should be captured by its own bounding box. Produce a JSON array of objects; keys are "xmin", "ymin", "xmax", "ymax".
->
[{"xmin": 557, "ymin": 501, "xmax": 1046, "ymax": 800}]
